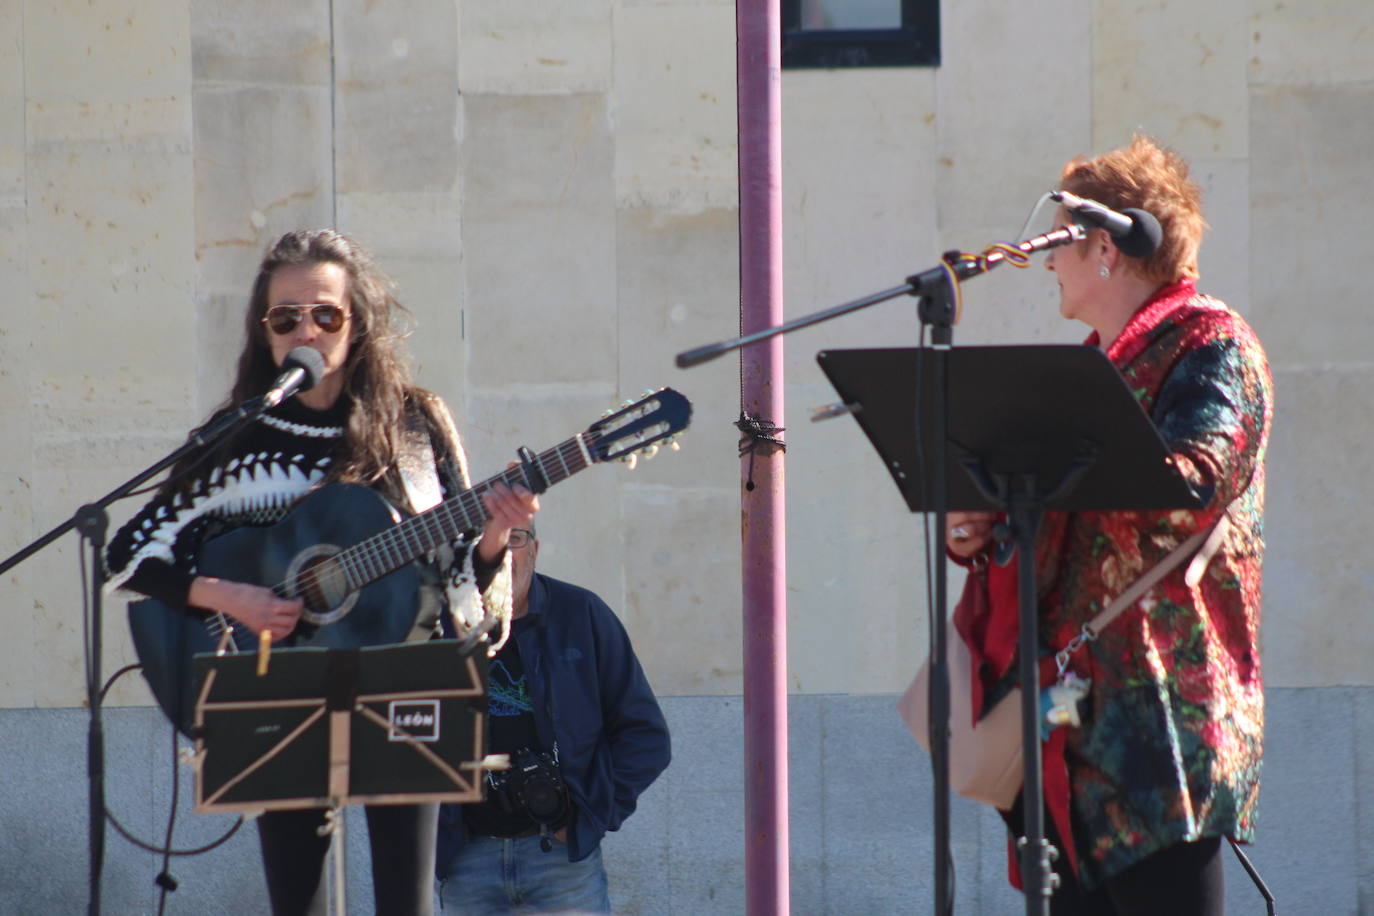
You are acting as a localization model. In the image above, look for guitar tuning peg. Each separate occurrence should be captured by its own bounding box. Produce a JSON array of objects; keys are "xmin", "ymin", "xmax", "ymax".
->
[
  {"xmin": 670, "ymin": 440, "xmax": 681, "ymax": 451},
  {"xmin": 642, "ymin": 388, "xmax": 654, "ymax": 397},
  {"xmin": 622, "ymin": 399, "xmax": 634, "ymax": 408},
  {"xmin": 624, "ymin": 453, "xmax": 638, "ymax": 470},
  {"xmin": 645, "ymin": 444, "xmax": 659, "ymax": 459}
]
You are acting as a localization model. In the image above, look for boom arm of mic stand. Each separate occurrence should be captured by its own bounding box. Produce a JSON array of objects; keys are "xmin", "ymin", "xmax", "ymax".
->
[
  {"xmin": 0, "ymin": 398, "xmax": 269, "ymax": 577},
  {"xmin": 675, "ymin": 282, "xmax": 915, "ymax": 368},
  {"xmin": 674, "ymin": 225, "xmax": 1084, "ymax": 369}
]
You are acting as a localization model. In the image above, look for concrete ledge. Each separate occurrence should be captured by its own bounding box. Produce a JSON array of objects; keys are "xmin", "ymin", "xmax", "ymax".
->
[{"xmin": 0, "ymin": 687, "xmax": 1361, "ymax": 914}]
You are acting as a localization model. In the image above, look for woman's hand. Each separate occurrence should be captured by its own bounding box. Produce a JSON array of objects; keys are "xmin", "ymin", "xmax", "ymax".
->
[
  {"xmin": 188, "ymin": 576, "xmax": 303, "ymax": 639},
  {"xmin": 478, "ymin": 480, "xmax": 540, "ymax": 563},
  {"xmin": 946, "ymin": 511, "xmax": 997, "ymax": 559}
]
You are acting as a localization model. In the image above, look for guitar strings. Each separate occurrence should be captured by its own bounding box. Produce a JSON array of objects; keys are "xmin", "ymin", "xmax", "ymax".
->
[
  {"xmin": 223, "ymin": 394, "xmax": 680, "ymax": 639},
  {"xmin": 276, "ymin": 395, "xmax": 684, "ymax": 609},
  {"xmin": 271, "ymin": 437, "xmax": 594, "ymax": 608}
]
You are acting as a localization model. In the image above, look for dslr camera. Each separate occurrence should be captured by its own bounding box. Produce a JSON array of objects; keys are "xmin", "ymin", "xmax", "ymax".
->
[{"xmin": 488, "ymin": 746, "xmax": 570, "ymax": 842}]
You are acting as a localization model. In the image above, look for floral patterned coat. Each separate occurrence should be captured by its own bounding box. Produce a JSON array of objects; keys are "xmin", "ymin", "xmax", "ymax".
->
[{"xmin": 976, "ymin": 279, "xmax": 1273, "ymax": 888}]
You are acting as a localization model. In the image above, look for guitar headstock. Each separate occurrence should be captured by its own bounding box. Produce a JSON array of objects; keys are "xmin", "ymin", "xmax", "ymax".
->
[{"xmin": 586, "ymin": 387, "xmax": 693, "ymax": 465}]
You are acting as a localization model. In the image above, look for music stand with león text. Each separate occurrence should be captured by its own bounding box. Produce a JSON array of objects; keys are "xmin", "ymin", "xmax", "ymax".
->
[{"xmin": 189, "ymin": 639, "xmax": 501, "ymax": 915}]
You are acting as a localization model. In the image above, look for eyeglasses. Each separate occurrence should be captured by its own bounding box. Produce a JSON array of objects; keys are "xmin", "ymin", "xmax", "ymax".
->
[
  {"xmin": 262, "ymin": 304, "xmax": 349, "ymax": 335},
  {"xmin": 509, "ymin": 529, "xmax": 535, "ymax": 549}
]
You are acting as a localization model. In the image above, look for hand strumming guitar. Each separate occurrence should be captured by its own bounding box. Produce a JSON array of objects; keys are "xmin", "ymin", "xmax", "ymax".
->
[{"xmin": 188, "ymin": 576, "xmax": 304, "ymax": 640}]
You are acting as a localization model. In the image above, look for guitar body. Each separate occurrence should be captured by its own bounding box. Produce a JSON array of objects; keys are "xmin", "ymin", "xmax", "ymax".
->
[
  {"xmin": 129, "ymin": 484, "xmax": 431, "ymax": 733},
  {"xmin": 128, "ymin": 598, "xmax": 220, "ymax": 734},
  {"xmin": 199, "ymin": 483, "xmax": 427, "ymax": 650}
]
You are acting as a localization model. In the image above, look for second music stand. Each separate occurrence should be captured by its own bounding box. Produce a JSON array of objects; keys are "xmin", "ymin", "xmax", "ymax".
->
[{"xmin": 817, "ymin": 344, "xmax": 1200, "ymax": 913}]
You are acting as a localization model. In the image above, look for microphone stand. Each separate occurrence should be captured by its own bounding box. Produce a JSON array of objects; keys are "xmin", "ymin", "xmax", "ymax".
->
[
  {"xmin": 676, "ymin": 224, "xmax": 1085, "ymax": 916},
  {"xmin": 0, "ymin": 395, "xmax": 273, "ymax": 916}
]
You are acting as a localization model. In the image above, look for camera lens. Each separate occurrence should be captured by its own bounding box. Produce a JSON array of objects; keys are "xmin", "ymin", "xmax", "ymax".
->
[{"xmin": 521, "ymin": 779, "xmax": 566, "ymax": 821}]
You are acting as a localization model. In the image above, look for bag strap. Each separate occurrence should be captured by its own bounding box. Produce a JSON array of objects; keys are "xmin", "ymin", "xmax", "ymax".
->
[
  {"xmin": 1054, "ymin": 498, "xmax": 1238, "ymax": 675},
  {"xmin": 1087, "ymin": 520, "xmax": 1212, "ymax": 635}
]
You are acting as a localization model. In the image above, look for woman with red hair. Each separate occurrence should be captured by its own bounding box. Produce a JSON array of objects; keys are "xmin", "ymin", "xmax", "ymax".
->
[{"xmin": 949, "ymin": 135, "xmax": 1272, "ymax": 915}]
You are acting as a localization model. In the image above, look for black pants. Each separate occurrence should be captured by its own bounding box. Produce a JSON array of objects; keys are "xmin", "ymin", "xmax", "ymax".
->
[
  {"xmin": 1006, "ymin": 799, "xmax": 1225, "ymax": 916},
  {"xmin": 257, "ymin": 803, "xmax": 438, "ymax": 916}
]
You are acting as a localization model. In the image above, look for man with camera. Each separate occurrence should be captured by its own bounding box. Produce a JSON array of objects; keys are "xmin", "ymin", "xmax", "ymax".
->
[{"xmin": 435, "ymin": 524, "xmax": 671, "ymax": 913}]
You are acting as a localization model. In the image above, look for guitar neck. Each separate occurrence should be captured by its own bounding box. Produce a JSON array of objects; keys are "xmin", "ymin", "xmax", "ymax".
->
[{"xmin": 337, "ymin": 434, "xmax": 593, "ymax": 586}]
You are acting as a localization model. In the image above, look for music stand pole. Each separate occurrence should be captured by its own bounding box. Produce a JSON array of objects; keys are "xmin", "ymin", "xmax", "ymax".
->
[
  {"xmin": 1008, "ymin": 482, "xmax": 1055, "ymax": 916},
  {"xmin": 962, "ymin": 452, "xmax": 1098, "ymax": 916},
  {"xmin": 324, "ymin": 806, "xmax": 347, "ymax": 916},
  {"xmin": 73, "ymin": 505, "xmax": 108, "ymax": 916},
  {"xmin": 961, "ymin": 462, "xmax": 1087, "ymax": 916},
  {"xmin": 914, "ymin": 282, "xmax": 956, "ymax": 916}
]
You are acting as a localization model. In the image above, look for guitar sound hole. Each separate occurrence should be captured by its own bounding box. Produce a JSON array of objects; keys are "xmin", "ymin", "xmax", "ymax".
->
[{"xmin": 289, "ymin": 549, "xmax": 355, "ymax": 625}]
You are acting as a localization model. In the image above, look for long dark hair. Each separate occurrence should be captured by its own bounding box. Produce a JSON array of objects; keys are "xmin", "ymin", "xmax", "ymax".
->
[
  {"xmin": 167, "ymin": 229, "xmax": 429, "ymax": 500},
  {"xmin": 230, "ymin": 229, "xmax": 419, "ymax": 489}
]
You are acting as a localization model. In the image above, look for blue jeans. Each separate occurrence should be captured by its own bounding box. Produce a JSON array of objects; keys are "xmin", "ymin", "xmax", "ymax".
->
[{"xmin": 435, "ymin": 835, "xmax": 610, "ymax": 914}]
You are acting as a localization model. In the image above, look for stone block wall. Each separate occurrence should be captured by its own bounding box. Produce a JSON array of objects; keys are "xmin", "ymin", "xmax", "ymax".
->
[{"xmin": 1, "ymin": 0, "xmax": 1370, "ymax": 911}]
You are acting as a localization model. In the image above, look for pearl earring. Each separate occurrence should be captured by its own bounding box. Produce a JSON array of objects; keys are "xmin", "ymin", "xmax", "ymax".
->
[{"xmin": 1099, "ymin": 264, "xmax": 1111, "ymax": 279}]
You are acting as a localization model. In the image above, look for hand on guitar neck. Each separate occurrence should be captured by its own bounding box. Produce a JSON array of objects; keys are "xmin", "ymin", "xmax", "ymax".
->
[
  {"xmin": 187, "ymin": 576, "xmax": 304, "ymax": 640},
  {"xmin": 476, "ymin": 480, "xmax": 540, "ymax": 564}
]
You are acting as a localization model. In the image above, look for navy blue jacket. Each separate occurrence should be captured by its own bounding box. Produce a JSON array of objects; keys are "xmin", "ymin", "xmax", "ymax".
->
[{"xmin": 436, "ymin": 573, "xmax": 671, "ymax": 871}]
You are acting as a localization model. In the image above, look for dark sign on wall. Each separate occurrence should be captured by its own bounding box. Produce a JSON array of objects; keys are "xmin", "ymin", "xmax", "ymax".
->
[{"xmin": 782, "ymin": 0, "xmax": 940, "ymax": 69}]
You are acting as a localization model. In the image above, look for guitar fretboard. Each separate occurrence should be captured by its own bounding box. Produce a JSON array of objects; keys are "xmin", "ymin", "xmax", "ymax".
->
[{"xmin": 334, "ymin": 434, "xmax": 593, "ymax": 588}]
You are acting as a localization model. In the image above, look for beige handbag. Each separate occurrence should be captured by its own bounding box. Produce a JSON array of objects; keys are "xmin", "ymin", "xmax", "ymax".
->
[
  {"xmin": 898, "ymin": 611, "xmax": 1024, "ymax": 808},
  {"xmin": 898, "ymin": 517, "xmax": 1226, "ymax": 811}
]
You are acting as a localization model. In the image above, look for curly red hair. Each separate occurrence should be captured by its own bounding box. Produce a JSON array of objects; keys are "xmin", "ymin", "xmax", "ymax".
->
[{"xmin": 1060, "ymin": 134, "xmax": 1206, "ymax": 286}]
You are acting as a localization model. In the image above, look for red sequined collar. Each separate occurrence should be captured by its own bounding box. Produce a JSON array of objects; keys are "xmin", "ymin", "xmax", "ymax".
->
[{"xmin": 1083, "ymin": 278, "xmax": 1199, "ymax": 365}]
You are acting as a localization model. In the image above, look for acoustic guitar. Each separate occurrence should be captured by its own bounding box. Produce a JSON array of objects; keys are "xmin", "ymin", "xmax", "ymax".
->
[{"xmin": 128, "ymin": 387, "xmax": 692, "ymax": 732}]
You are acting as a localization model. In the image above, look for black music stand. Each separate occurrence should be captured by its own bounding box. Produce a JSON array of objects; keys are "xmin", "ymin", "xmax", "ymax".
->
[
  {"xmin": 816, "ymin": 345, "xmax": 1201, "ymax": 913},
  {"xmin": 190, "ymin": 640, "xmax": 499, "ymax": 914}
]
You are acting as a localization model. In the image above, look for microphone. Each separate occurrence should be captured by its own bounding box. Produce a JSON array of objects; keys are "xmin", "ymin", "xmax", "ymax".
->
[
  {"xmin": 1051, "ymin": 190, "xmax": 1162, "ymax": 258},
  {"xmin": 263, "ymin": 347, "xmax": 327, "ymax": 407}
]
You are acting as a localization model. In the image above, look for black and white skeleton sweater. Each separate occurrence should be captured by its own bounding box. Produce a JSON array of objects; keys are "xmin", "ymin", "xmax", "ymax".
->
[{"xmin": 105, "ymin": 396, "xmax": 494, "ymax": 614}]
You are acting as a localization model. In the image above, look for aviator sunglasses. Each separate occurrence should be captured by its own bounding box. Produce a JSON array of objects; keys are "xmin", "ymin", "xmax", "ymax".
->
[{"xmin": 261, "ymin": 303, "xmax": 349, "ymax": 335}]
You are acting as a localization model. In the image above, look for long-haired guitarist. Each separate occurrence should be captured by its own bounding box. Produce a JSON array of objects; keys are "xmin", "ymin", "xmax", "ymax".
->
[{"xmin": 106, "ymin": 228, "xmax": 539, "ymax": 915}]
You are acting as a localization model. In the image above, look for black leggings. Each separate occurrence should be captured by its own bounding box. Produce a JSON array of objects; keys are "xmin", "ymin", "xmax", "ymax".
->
[
  {"xmin": 1050, "ymin": 834, "xmax": 1224, "ymax": 916},
  {"xmin": 1007, "ymin": 800, "xmax": 1225, "ymax": 916},
  {"xmin": 257, "ymin": 803, "xmax": 438, "ymax": 916}
]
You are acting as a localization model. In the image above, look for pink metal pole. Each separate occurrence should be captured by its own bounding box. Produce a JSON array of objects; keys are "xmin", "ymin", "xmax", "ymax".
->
[{"xmin": 737, "ymin": 0, "xmax": 787, "ymax": 913}]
